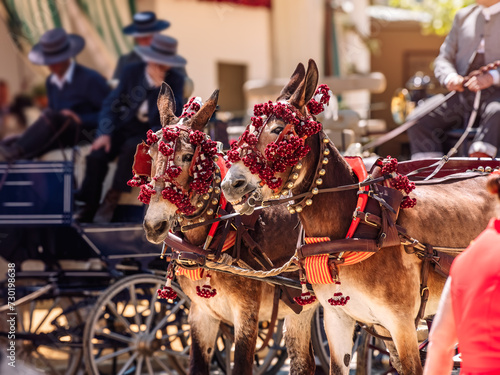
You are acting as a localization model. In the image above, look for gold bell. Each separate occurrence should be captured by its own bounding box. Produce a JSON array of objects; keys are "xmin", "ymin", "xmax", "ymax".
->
[
  {"xmin": 291, "ymin": 173, "xmax": 299, "ymax": 180},
  {"xmin": 203, "ymin": 194, "xmax": 210, "ymax": 200},
  {"xmin": 207, "ymin": 208, "xmax": 214, "ymax": 216},
  {"xmin": 295, "ymin": 206, "xmax": 303, "ymax": 213},
  {"xmin": 215, "ymin": 177, "xmax": 221, "ymax": 184},
  {"xmin": 177, "ymin": 216, "xmax": 184, "ymax": 222},
  {"xmin": 199, "ymin": 217, "xmax": 206, "ymax": 223},
  {"xmin": 287, "ymin": 182, "xmax": 294, "ymax": 189},
  {"xmin": 305, "ymin": 199, "xmax": 313, "ymax": 206},
  {"xmin": 478, "ymin": 166, "xmax": 485, "ymax": 172},
  {"xmin": 319, "ymin": 169, "xmax": 326, "ymax": 176},
  {"xmin": 196, "ymin": 201, "xmax": 204, "ymax": 208},
  {"xmin": 323, "ymin": 149, "xmax": 330, "ymax": 156},
  {"xmin": 208, "ymin": 187, "xmax": 214, "ymax": 193},
  {"xmin": 211, "ymin": 198, "xmax": 218, "ymax": 205},
  {"xmin": 486, "ymin": 166, "xmax": 493, "ymax": 173},
  {"xmin": 214, "ymin": 187, "xmax": 221, "ymax": 194},
  {"xmin": 323, "ymin": 138, "xmax": 329, "ymax": 144},
  {"xmin": 316, "ymin": 178, "xmax": 323, "ymax": 185},
  {"xmin": 281, "ymin": 189, "xmax": 289, "ymax": 196},
  {"xmin": 312, "ymin": 187, "xmax": 319, "ymax": 195},
  {"xmin": 213, "ymin": 156, "xmax": 219, "ymax": 162},
  {"xmin": 322, "ymin": 158, "xmax": 329, "ymax": 165},
  {"xmin": 288, "ymin": 207, "xmax": 296, "ymax": 214},
  {"xmin": 295, "ymin": 163, "xmax": 303, "ymax": 170}
]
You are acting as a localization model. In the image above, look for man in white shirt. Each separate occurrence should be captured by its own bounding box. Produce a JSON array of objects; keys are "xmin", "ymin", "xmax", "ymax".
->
[{"xmin": 408, "ymin": 0, "xmax": 500, "ymax": 159}]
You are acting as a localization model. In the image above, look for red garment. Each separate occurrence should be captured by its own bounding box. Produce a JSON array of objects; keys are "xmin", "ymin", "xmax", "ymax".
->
[{"xmin": 450, "ymin": 218, "xmax": 500, "ymax": 374}]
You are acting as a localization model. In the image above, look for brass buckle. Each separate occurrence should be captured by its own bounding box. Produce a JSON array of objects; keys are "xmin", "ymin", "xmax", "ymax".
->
[
  {"xmin": 421, "ymin": 286, "xmax": 429, "ymax": 297},
  {"xmin": 172, "ymin": 252, "xmax": 206, "ymax": 268},
  {"xmin": 364, "ymin": 212, "xmax": 377, "ymax": 227}
]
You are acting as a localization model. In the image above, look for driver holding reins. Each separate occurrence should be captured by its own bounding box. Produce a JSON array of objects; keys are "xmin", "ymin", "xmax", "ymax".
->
[{"xmin": 408, "ymin": 0, "xmax": 500, "ymax": 159}]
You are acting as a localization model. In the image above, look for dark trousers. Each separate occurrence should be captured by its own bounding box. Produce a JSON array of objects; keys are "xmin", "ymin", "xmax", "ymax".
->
[
  {"xmin": 408, "ymin": 87, "xmax": 500, "ymax": 157},
  {"xmin": 2, "ymin": 109, "xmax": 86, "ymax": 159},
  {"xmin": 77, "ymin": 125, "xmax": 148, "ymax": 208}
]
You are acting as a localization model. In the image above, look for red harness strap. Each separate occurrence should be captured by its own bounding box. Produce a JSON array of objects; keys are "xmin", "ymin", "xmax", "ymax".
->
[{"xmin": 303, "ymin": 157, "xmax": 374, "ymax": 284}]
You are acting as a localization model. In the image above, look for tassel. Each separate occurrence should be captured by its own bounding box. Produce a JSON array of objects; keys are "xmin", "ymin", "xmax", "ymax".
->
[
  {"xmin": 157, "ymin": 263, "xmax": 177, "ymax": 300},
  {"xmin": 293, "ymin": 280, "xmax": 317, "ymax": 306},
  {"xmin": 196, "ymin": 272, "xmax": 217, "ymax": 298},
  {"xmin": 328, "ymin": 281, "xmax": 350, "ymax": 306}
]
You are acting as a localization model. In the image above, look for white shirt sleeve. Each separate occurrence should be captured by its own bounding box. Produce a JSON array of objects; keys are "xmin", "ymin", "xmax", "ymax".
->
[{"xmin": 488, "ymin": 70, "xmax": 500, "ymax": 85}]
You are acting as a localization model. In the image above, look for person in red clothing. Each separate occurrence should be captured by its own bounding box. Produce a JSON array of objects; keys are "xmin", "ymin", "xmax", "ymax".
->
[{"xmin": 424, "ymin": 171, "xmax": 500, "ymax": 374}]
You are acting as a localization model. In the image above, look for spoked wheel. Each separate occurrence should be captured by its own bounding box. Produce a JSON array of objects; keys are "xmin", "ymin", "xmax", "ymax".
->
[
  {"xmin": 214, "ymin": 319, "xmax": 288, "ymax": 375},
  {"xmin": 355, "ymin": 329, "xmax": 395, "ymax": 375},
  {"xmin": 311, "ymin": 306, "xmax": 394, "ymax": 374},
  {"xmin": 9, "ymin": 285, "xmax": 84, "ymax": 375},
  {"xmin": 83, "ymin": 273, "xmax": 192, "ymax": 375}
]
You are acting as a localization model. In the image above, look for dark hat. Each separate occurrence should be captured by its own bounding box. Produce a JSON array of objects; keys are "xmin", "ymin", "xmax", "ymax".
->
[
  {"xmin": 123, "ymin": 11, "xmax": 170, "ymax": 36},
  {"xmin": 135, "ymin": 34, "xmax": 186, "ymax": 68},
  {"xmin": 28, "ymin": 28, "xmax": 85, "ymax": 66}
]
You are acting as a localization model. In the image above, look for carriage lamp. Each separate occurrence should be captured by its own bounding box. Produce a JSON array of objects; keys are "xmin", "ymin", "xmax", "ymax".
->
[
  {"xmin": 306, "ymin": 199, "xmax": 313, "ymax": 206},
  {"xmin": 319, "ymin": 169, "xmax": 326, "ymax": 176}
]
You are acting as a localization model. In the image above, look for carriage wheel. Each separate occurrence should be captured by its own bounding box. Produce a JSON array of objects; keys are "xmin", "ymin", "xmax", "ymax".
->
[
  {"xmin": 355, "ymin": 329, "xmax": 395, "ymax": 375},
  {"xmin": 213, "ymin": 319, "xmax": 288, "ymax": 375},
  {"xmin": 9, "ymin": 290, "xmax": 84, "ymax": 375},
  {"xmin": 311, "ymin": 306, "xmax": 395, "ymax": 374},
  {"xmin": 83, "ymin": 274, "xmax": 192, "ymax": 375}
]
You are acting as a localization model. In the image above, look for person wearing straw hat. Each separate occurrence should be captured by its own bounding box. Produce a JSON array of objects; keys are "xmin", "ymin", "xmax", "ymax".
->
[
  {"xmin": 112, "ymin": 11, "xmax": 170, "ymax": 80},
  {"xmin": 0, "ymin": 28, "xmax": 110, "ymax": 162},
  {"xmin": 75, "ymin": 34, "xmax": 186, "ymax": 222}
]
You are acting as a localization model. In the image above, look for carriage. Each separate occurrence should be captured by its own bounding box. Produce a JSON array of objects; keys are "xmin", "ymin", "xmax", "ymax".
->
[{"xmin": 0, "ymin": 159, "xmax": 295, "ymax": 375}]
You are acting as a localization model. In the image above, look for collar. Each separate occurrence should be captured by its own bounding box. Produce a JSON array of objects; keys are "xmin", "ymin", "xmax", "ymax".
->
[
  {"xmin": 49, "ymin": 60, "xmax": 76, "ymax": 90},
  {"xmin": 144, "ymin": 66, "xmax": 160, "ymax": 88},
  {"xmin": 482, "ymin": 2, "xmax": 500, "ymax": 21}
]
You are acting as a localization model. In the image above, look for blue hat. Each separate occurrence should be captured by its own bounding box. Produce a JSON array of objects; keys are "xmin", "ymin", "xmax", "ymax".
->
[
  {"xmin": 28, "ymin": 28, "xmax": 85, "ymax": 65},
  {"xmin": 123, "ymin": 12, "xmax": 170, "ymax": 36},
  {"xmin": 135, "ymin": 34, "xmax": 186, "ymax": 68}
]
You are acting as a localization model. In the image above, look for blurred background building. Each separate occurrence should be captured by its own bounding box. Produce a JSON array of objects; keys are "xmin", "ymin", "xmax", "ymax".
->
[{"xmin": 0, "ymin": 0, "xmax": 469, "ymax": 157}]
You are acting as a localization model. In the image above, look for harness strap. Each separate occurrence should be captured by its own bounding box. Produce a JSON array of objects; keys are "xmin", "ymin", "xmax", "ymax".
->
[{"xmin": 415, "ymin": 244, "xmax": 434, "ymax": 327}]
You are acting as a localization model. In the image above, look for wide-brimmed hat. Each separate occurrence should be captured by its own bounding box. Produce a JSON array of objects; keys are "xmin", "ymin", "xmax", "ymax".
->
[
  {"xmin": 28, "ymin": 28, "xmax": 85, "ymax": 66},
  {"xmin": 123, "ymin": 11, "xmax": 170, "ymax": 36},
  {"xmin": 135, "ymin": 34, "xmax": 186, "ymax": 68}
]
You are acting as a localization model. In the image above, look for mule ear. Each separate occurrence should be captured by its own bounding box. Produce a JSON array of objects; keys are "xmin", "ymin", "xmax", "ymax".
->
[
  {"xmin": 276, "ymin": 63, "xmax": 306, "ymax": 101},
  {"xmin": 289, "ymin": 59, "xmax": 319, "ymax": 111},
  {"xmin": 157, "ymin": 82, "xmax": 178, "ymax": 127},
  {"xmin": 189, "ymin": 89, "xmax": 219, "ymax": 131}
]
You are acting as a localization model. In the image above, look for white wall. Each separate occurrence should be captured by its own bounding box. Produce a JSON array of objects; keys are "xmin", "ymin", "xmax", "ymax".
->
[{"xmin": 153, "ymin": 0, "xmax": 272, "ymax": 101}]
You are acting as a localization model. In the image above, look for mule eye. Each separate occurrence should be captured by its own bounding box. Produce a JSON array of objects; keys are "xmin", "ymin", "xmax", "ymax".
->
[
  {"xmin": 182, "ymin": 154, "xmax": 194, "ymax": 162},
  {"xmin": 271, "ymin": 126, "xmax": 284, "ymax": 135}
]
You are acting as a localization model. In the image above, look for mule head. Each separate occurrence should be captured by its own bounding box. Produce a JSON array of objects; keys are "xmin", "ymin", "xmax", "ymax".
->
[
  {"xmin": 143, "ymin": 83, "xmax": 219, "ymax": 243},
  {"xmin": 222, "ymin": 59, "xmax": 320, "ymax": 215}
]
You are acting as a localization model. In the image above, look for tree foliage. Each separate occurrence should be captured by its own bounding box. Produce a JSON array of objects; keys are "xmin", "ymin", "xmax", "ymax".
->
[{"xmin": 389, "ymin": 0, "xmax": 475, "ymax": 35}]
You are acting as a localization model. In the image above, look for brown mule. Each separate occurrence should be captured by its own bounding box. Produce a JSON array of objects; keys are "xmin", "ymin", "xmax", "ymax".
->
[
  {"xmin": 142, "ymin": 84, "xmax": 318, "ymax": 375},
  {"xmin": 221, "ymin": 60, "xmax": 495, "ymax": 374}
]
